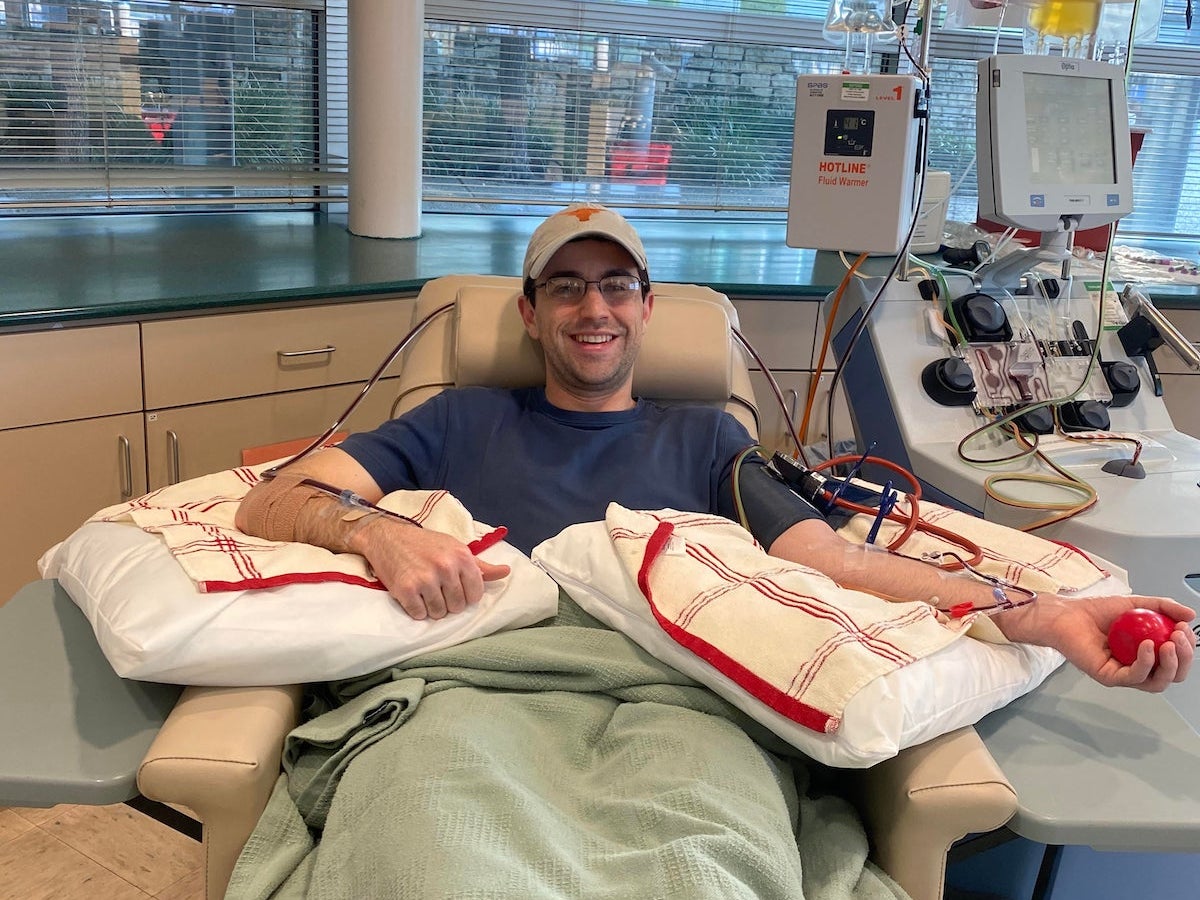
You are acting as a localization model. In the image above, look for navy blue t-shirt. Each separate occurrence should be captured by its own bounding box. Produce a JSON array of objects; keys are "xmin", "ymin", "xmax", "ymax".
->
[{"xmin": 339, "ymin": 386, "xmax": 817, "ymax": 553}]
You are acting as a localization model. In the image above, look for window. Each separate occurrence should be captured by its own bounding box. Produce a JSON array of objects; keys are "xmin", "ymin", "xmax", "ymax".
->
[
  {"xmin": 422, "ymin": 0, "xmax": 1200, "ymax": 242},
  {"xmin": 5, "ymin": 0, "xmax": 1197, "ymax": 242},
  {"xmin": 423, "ymin": 1, "xmax": 839, "ymax": 216},
  {"xmin": 1121, "ymin": 17, "xmax": 1200, "ymax": 239},
  {"xmin": 921, "ymin": 1, "xmax": 1200, "ymax": 240},
  {"xmin": 0, "ymin": 0, "xmax": 347, "ymax": 213}
]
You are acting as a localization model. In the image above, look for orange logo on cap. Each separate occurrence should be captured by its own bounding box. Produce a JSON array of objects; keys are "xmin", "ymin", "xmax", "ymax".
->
[{"xmin": 557, "ymin": 206, "xmax": 602, "ymax": 222}]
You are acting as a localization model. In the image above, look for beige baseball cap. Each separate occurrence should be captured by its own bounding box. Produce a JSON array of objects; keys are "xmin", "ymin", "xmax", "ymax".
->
[{"xmin": 523, "ymin": 203, "xmax": 649, "ymax": 283}]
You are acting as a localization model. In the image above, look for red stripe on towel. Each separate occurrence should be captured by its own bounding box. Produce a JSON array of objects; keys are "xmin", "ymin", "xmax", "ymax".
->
[
  {"xmin": 636, "ymin": 521, "xmax": 836, "ymax": 734},
  {"xmin": 200, "ymin": 571, "xmax": 385, "ymax": 593},
  {"xmin": 1048, "ymin": 539, "xmax": 1110, "ymax": 578},
  {"xmin": 469, "ymin": 526, "xmax": 508, "ymax": 555}
]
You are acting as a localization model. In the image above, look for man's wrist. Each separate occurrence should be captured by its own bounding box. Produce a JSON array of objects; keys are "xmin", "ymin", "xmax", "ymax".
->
[
  {"xmin": 990, "ymin": 592, "xmax": 1065, "ymax": 646},
  {"xmin": 342, "ymin": 509, "xmax": 426, "ymax": 557},
  {"xmin": 342, "ymin": 509, "xmax": 387, "ymax": 556}
]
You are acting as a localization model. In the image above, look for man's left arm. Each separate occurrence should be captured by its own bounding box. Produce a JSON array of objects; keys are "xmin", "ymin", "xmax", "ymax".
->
[{"xmin": 768, "ymin": 517, "xmax": 1195, "ymax": 693}]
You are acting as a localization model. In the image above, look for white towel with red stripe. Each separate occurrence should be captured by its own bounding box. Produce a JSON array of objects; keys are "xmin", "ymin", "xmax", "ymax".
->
[
  {"xmin": 87, "ymin": 462, "xmax": 503, "ymax": 593},
  {"xmin": 605, "ymin": 505, "xmax": 976, "ymax": 735}
]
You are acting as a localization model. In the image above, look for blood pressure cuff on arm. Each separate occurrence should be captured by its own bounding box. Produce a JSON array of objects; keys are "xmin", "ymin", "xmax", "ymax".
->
[{"xmin": 717, "ymin": 452, "xmax": 826, "ymax": 550}]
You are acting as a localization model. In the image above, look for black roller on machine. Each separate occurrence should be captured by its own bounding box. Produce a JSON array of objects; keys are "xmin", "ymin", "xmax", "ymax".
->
[
  {"xmin": 1059, "ymin": 399, "xmax": 1111, "ymax": 432},
  {"xmin": 1016, "ymin": 406, "xmax": 1056, "ymax": 435},
  {"xmin": 941, "ymin": 240, "xmax": 991, "ymax": 268},
  {"xmin": 948, "ymin": 292, "xmax": 1013, "ymax": 343},
  {"xmin": 921, "ymin": 356, "xmax": 977, "ymax": 406},
  {"xmin": 1102, "ymin": 360, "xmax": 1141, "ymax": 407}
]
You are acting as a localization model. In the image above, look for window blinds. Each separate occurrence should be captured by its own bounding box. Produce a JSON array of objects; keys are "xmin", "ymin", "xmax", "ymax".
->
[
  {"xmin": 423, "ymin": 0, "xmax": 842, "ymax": 214},
  {"xmin": 0, "ymin": 0, "xmax": 347, "ymax": 211},
  {"xmin": 3, "ymin": 0, "xmax": 1198, "ymax": 241},
  {"xmin": 423, "ymin": 0, "xmax": 1200, "ymax": 240}
]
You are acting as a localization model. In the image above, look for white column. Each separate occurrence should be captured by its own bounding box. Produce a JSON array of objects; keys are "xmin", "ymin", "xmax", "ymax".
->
[{"xmin": 348, "ymin": 0, "xmax": 423, "ymax": 239}]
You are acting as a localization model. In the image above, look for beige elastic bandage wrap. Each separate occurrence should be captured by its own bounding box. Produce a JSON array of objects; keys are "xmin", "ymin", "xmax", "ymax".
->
[{"xmin": 238, "ymin": 473, "xmax": 334, "ymax": 544}]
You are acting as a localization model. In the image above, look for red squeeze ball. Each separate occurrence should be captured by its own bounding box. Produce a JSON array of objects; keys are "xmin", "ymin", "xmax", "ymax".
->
[{"xmin": 1107, "ymin": 608, "xmax": 1175, "ymax": 666}]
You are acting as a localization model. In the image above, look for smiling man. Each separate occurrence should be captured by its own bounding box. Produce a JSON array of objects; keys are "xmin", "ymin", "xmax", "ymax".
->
[
  {"xmin": 236, "ymin": 203, "xmax": 775, "ymax": 617},
  {"xmin": 516, "ymin": 204, "xmax": 653, "ymax": 411}
]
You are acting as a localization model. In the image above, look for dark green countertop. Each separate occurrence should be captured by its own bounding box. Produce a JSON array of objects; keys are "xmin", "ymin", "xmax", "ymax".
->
[
  {"xmin": 1, "ymin": 210, "xmax": 1196, "ymax": 331},
  {"xmin": 0, "ymin": 211, "xmax": 835, "ymax": 330}
]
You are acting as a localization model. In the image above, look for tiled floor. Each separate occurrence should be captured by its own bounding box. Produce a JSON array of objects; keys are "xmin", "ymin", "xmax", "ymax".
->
[{"xmin": 0, "ymin": 803, "xmax": 203, "ymax": 900}]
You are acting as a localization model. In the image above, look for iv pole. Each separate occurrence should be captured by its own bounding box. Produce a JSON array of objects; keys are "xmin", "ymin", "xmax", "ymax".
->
[{"xmin": 896, "ymin": 0, "xmax": 934, "ymax": 281}]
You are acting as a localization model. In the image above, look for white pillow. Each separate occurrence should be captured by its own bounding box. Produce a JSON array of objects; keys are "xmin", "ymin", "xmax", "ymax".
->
[
  {"xmin": 533, "ymin": 520, "xmax": 1131, "ymax": 768},
  {"xmin": 40, "ymin": 521, "xmax": 559, "ymax": 686}
]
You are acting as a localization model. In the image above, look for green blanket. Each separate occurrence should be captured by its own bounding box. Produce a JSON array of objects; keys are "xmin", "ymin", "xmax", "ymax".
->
[{"xmin": 226, "ymin": 595, "xmax": 909, "ymax": 900}]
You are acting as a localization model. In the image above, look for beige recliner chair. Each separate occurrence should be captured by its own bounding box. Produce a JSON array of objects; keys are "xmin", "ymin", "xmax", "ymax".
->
[{"xmin": 137, "ymin": 275, "xmax": 1018, "ymax": 900}]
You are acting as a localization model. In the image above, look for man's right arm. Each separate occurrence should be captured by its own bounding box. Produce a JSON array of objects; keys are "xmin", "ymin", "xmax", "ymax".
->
[{"xmin": 235, "ymin": 448, "xmax": 509, "ymax": 620}]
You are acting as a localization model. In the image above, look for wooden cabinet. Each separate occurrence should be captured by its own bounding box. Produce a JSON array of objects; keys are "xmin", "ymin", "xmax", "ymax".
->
[
  {"xmin": 731, "ymin": 298, "xmax": 819, "ymax": 373},
  {"xmin": 1159, "ymin": 308, "xmax": 1199, "ymax": 438},
  {"xmin": 732, "ymin": 299, "xmax": 854, "ymax": 456},
  {"xmin": 141, "ymin": 296, "xmax": 415, "ymax": 488},
  {"xmin": 142, "ymin": 298, "xmax": 414, "ymax": 408},
  {"xmin": 145, "ymin": 380, "xmax": 402, "ymax": 487},
  {"xmin": 0, "ymin": 324, "xmax": 142, "ymax": 427},
  {"xmin": 1, "ymin": 298, "xmax": 418, "ymax": 600},
  {"xmin": 0, "ymin": 415, "xmax": 147, "ymax": 601},
  {"xmin": 0, "ymin": 324, "xmax": 145, "ymax": 602},
  {"xmin": 748, "ymin": 370, "xmax": 854, "ymax": 458}
]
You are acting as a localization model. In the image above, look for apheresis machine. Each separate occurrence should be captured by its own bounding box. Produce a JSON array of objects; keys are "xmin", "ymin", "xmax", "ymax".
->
[
  {"xmin": 787, "ymin": 40, "xmax": 1200, "ymax": 721},
  {"xmin": 785, "ymin": 39, "xmax": 1200, "ymax": 896}
]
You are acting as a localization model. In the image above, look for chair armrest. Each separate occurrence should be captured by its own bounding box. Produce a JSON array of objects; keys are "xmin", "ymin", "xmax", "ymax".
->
[
  {"xmin": 846, "ymin": 726, "xmax": 1018, "ymax": 900},
  {"xmin": 137, "ymin": 684, "xmax": 303, "ymax": 900}
]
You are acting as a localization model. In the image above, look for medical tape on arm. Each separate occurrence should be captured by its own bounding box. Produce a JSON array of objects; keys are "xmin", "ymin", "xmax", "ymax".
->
[
  {"xmin": 239, "ymin": 472, "xmax": 392, "ymax": 552},
  {"xmin": 842, "ymin": 539, "xmax": 886, "ymax": 580},
  {"xmin": 239, "ymin": 472, "xmax": 324, "ymax": 542}
]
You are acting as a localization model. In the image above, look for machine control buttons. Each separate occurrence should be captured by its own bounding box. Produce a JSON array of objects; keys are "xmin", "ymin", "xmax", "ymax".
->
[{"xmin": 921, "ymin": 356, "xmax": 977, "ymax": 406}]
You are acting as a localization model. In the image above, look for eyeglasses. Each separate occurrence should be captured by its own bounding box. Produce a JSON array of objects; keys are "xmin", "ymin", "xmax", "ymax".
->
[{"xmin": 535, "ymin": 274, "xmax": 645, "ymax": 303}]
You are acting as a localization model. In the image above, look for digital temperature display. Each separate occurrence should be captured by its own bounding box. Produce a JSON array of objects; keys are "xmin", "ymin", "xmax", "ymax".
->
[{"xmin": 823, "ymin": 110, "xmax": 875, "ymax": 157}]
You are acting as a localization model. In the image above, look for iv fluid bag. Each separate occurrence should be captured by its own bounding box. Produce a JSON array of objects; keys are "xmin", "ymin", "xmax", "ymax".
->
[
  {"xmin": 822, "ymin": 0, "xmax": 897, "ymax": 72},
  {"xmin": 822, "ymin": 0, "xmax": 898, "ymax": 41}
]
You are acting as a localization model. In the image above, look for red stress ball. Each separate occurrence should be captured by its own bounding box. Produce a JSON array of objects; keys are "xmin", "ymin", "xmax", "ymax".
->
[{"xmin": 1107, "ymin": 608, "xmax": 1175, "ymax": 666}]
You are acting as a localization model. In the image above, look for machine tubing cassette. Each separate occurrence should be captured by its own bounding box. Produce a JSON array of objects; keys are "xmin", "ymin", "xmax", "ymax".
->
[{"xmin": 939, "ymin": 289, "xmax": 1126, "ymax": 427}]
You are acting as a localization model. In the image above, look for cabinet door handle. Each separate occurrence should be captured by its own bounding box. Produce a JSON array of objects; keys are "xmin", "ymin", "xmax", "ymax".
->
[
  {"xmin": 786, "ymin": 388, "xmax": 800, "ymax": 422},
  {"xmin": 118, "ymin": 434, "xmax": 133, "ymax": 499},
  {"xmin": 277, "ymin": 345, "xmax": 336, "ymax": 362},
  {"xmin": 167, "ymin": 429, "xmax": 180, "ymax": 485}
]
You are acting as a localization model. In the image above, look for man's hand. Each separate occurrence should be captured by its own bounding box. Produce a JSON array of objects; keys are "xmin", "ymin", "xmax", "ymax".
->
[
  {"xmin": 1007, "ymin": 594, "xmax": 1195, "ymax": 693},
  {"xmin": 352, "ymin": 516, "xmax": 511, "ymax": 620}
]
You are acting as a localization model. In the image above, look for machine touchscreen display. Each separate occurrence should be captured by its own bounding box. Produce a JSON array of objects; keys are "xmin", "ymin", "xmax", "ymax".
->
[{"xmin": 1024, "ymin": 71, "xmax": 1116, "ymax": 186}]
